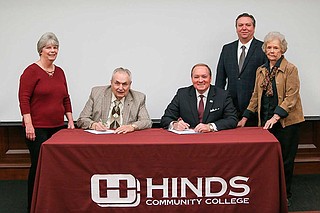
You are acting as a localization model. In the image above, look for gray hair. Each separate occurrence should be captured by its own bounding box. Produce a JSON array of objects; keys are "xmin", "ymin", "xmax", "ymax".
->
[
  {"xmin": 37, "ymin": 32, "xmax": 59, "ymax": 55},
  {"xmin": 111, "ymin": 67, "xmax": 132, "ymax": 82},
  {"xmin": 262, "ymin": 31, "xmax": 288, "ymax": 54}
]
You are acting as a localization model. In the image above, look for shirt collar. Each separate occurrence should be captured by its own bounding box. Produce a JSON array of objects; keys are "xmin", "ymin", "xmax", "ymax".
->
[
  {"xmin": 196, "ymin": 88, "xmax": 209, "ymax": 98},
  {"xmin": 263, "ymin": 55, "xmax": 284, "ymax": 71},
  {"xmin": 238, "ymin": 38, "xmax": 253, "ymax": 50},
  {"xmin": 111, "ymin": 93, "xmax": 125, "ymax": 105}
]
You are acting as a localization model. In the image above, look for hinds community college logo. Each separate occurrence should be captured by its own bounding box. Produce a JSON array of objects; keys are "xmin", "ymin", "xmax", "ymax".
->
[
  {"xmin": 91, "ymin": 174, "xmax": 140, "ymax": 207},
  {"xmin": 91, "ymin": 174, "xmax": 251, "ymax": 208}
]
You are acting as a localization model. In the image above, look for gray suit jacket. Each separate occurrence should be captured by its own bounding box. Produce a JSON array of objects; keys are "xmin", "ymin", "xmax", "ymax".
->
[{"xmin": 77, "ymin": 86, "xmax": 152, "ymax": 130}]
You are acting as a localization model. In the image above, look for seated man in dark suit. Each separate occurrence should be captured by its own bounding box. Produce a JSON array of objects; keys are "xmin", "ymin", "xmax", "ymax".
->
[{"xmin": 160, "ymin": 63, "xmax": 238, "ymax": 132}]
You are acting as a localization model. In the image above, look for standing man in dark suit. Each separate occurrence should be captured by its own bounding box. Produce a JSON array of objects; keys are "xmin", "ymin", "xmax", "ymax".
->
[
  {"xmin": 215, "ymin": 13, "xmax": 267, "ymax": 126},
  {"xmin": 160, "ymin": 63, "xmax": 237, "ymax": 132}
]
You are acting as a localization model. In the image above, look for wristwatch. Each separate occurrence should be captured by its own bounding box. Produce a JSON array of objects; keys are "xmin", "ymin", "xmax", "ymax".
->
[{"xmin": 208, "ymin": 123, "xmax": 215, "ymax": 132}]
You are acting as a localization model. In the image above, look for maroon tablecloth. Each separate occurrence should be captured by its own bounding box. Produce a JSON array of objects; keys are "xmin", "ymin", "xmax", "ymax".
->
[{"xmin": 31, "ymin": 127, "xmax": 288, "ymax": 213}]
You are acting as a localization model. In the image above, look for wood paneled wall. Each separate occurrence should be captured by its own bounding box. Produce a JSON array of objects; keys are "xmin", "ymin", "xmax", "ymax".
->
[
  {"xmin": 1, "ymin": 118, "xmax": 319, "ymax": 180},
  {"xmin": 294, "ymin": 117, "xmax": 320, "ymax": 174},
  {"xmin": 0, "ymin": 124, "xmax": 30, "ymax": 179}
]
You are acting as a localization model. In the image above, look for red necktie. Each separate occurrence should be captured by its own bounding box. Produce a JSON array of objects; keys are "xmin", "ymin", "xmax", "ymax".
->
[{"xmin": 198, "ymin": 95, "xmax": 204, "ymax": 123}]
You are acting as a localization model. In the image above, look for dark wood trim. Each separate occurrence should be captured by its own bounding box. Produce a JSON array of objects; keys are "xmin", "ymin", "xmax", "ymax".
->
[
  {"xmin": 294, "ymin": 117, "xmax": 320, "ymax": 174},
  {"xmin": 0, "ymin": 125, "xmax": 30, "ymax": 180},
  {"xmin": 0, "ymin": 168, "xmax": 29, "ymax": 180}
]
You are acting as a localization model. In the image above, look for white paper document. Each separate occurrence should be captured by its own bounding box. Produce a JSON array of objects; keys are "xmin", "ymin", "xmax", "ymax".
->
[
  {"xmin": 168, "ymin": 128, "xmax": 198, "ymax": 135},
  {"xmin": 84, "ymin": 129, "xmax": 115, "ymax": 134}
]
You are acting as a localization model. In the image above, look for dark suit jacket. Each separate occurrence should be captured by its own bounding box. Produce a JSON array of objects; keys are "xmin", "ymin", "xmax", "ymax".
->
[
  {"xmin": 160, "ymin": 85, "xmax": 238, "ymax": 130},
  {"xmin": 215, "ymin": 38, "xmax": 267, "ymax": 114}
]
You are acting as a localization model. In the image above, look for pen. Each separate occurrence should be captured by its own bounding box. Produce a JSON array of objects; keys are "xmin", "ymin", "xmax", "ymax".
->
[
  {"xmin": 177, "ymin": 118, "xmax": 190, "ymax": 129},
  {"xmin": 100, "ymin": 119, "xmax": 107, "ymax": 127}
]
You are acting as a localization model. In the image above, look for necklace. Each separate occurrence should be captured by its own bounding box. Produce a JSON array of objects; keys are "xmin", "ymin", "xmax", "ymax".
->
[
  {"xmin": 38, "ymin": 61, "xmax": 55, "ymax": 76},
  {"xmin": 45, "ymin": 70, "xmax": 55, "ymax": 76}
]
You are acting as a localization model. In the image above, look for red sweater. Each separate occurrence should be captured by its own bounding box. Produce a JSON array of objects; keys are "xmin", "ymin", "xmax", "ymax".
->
[{"xmin": 18, "ymin": 63, "xmax": 72, "ymax": 128}]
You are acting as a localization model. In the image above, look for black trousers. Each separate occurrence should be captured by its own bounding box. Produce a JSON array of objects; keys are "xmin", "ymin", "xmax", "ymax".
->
[
  {"xmin": 268, "ymin": 122, "xmax": 300, "ymax": 198},
  {"xmin": 25, "ymin": 126, "xmax": 64, "ymax": 211}
]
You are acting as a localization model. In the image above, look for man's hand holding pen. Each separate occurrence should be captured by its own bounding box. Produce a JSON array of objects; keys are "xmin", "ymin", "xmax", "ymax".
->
[
  {"xmin": 173, "ymin": 118, "xmax": 190, "ymax": 131},
  {"xmin": 91, "ymin": 119, "xmax": 108, "ymax": 131}
]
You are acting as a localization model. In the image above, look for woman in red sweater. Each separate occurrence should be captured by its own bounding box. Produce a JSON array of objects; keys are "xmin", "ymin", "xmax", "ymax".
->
[{"xmin": 18, "ymin": 32, "xmax": 74, "ymax": 211}]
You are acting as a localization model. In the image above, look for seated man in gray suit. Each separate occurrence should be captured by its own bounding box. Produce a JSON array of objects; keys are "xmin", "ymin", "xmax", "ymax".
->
[
  {"xmin": 160, "ymin": 63, "xmax": 237, "ymax": 133},
  {"xmin": 77, "ymin": 67, "xmax": 152, "ymax": 134}
]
